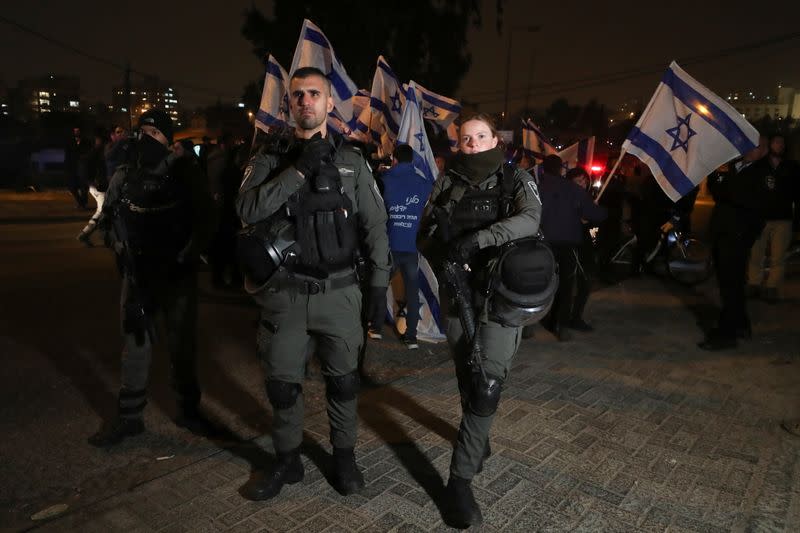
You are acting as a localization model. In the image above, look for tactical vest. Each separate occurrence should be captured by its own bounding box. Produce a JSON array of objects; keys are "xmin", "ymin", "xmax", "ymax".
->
[
  {"xmin": 117, "ymin": 164, "xmax": 192, "ymax": 256},
  {"xmin": 436, "ymin": 163, "xmax": 517, "ymax": 241}
]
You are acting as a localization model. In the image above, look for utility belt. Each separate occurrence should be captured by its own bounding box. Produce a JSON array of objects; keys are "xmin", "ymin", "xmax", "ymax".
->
[{"xmin": 289, "ymin": 270, "xmax": 358, "ymax": 295}]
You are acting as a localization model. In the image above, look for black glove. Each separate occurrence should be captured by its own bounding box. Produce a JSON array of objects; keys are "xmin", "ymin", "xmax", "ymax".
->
[
  {"xmin": 448, "ymin": 235, "xmax": 481, "ymax": 265},
  {"xmin": 294, "ymin": 132, "xmax": 333, "ymax": 178},
  {"xmin": 367, "ymin": 286, "xmax": 388, "ymax": 329},
  {"xmin": 314, "ymin": 161, "xmax": 341, "ymax": 192}
]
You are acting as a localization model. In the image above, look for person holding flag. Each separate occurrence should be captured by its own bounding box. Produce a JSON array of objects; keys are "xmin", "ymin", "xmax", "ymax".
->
[{"xmin": 417, "ymin": 113, "xmax": 541, "ymax": 528}]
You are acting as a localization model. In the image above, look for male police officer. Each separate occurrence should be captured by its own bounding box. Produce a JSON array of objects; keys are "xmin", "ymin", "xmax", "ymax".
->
[
  {"xmin": 236, "ymin": 67, "xmax": 390, "ymax": 500},
  {"xmin": 88, "ymin": 109, "xmax": 215, "ymax": 447}
]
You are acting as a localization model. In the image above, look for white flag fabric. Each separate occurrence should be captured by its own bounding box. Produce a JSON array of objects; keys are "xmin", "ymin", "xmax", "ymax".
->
[
  {"xmin": 289, "ymin": 19, "xmax": 359, "ymax": 130},
  {"xmin": 622, "ymin": 61, "xmax": 759, "ymax": 201},
  {"xmin": 416, "ymin": 83, "xmax": 461, "ymax": 129},
  {"xmin": 255, "ymin": 55, "xmax": 290, "ymax": 132},
  {"xmin": 521, "ymin": 119, "xmax": 557, "ymax": 158},
  {"xmin": 557, "ymin": 137, "xmax": 595, "ymax": 176},
  {"xmin": 397, "ymin": 81, "xmax": 438, "ymax": 183},
  {"xmin": 356, "ymin": 56, "xmax": 406, "ymax": 156},
  {"xmin": 391, "ymin": 81, "xmax": 445, "ymax": 341}
]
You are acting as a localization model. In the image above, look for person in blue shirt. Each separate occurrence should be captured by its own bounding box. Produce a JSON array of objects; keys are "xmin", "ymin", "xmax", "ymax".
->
[{"xmin": 372, "ymin": 144, "xmax": 434, "ymax": 348}]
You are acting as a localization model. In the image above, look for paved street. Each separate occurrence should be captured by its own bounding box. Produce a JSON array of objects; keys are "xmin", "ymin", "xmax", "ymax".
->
[{"xmin": 1, "ymin": 190, "xmax": 799, "ymax": 532}]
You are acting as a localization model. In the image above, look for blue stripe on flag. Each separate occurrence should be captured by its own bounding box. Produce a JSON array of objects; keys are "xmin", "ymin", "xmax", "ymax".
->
[
  {"xmin": 377, "ymin": 60, "xmax": 398, "ymax": 80},
  {"xmin": 303, "ymin": 28, "xmax": 330, "ymax": 50},
  {"xmin": 328, "ymin": 69, "xmax": 354, "ymax": 101},
  {"xmin": 662, "ymin": 68, "xmax": 756, "ymax": 154},
  {"xmin": 627, "ymin": 127, "xmax": 696, "ymax": 196},
  {"xmin": 369, "ymin": 96, "xmax": 399, "ymax": 133},
  {"xmin": 421, "ymin": 93, "xmax": 461, "ymax": 113},
  {"xmin": 266, "ymin": 61, "xmax": 284, "ymax": 80},
  {"xmin": 418, "ymin": 268, "xmax": 443, "ymax": 333},
  {"xmin": 255, "ymin": 109, "xmax": 284, "ymax": 127}
]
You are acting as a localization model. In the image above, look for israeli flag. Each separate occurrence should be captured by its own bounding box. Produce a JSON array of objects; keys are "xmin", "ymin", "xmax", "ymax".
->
[
  {"xmin": 397, "ymin": 82, "xmax": 438, "ymax": 183},
  {"xmin": 355, "ymin": 56, "xmax": 406, "ymax": 156},
  {"xmin": 446, "ymin": 123, "xmax": 459, "ymax": 152},
  {"xmin": 289, "ymin": 19, "xmax": 359, "ymax": 130},
  {"xmin": 622, "ymin": 61, "xmax": 759, "ymax": 201},
  {"xmin": 557, "ymin": 137, "xmax": 595, "ymax": 175},
  {"xmin": 416, "ymin": 83, "xmax": 461, "ymax": 129},
  {"xmin": 255, "ymin": 55, "xmax": 290, "ymax": 131},
  {"xmin": 391, "ymin": 81, "xmax": 445, "ymax": 342},
  {"xmin": 521, "ymin": 119, "xmax": 557, "ymax": 158}
]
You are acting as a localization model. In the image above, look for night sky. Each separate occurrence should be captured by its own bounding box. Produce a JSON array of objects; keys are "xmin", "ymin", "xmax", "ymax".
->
[{"xmin": 2, "ymin": 0, "xmax": 800, "ymax": 114}]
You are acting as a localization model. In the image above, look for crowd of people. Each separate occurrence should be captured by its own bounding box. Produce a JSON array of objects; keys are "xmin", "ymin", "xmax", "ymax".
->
[{"xmin": 70, "ymin": 66, "xmax": 798, "ymax": 529}]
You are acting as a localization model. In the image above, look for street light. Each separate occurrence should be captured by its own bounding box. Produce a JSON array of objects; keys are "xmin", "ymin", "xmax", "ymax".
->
[{"xmin": 504, "ymin": 25, "xmax": 540, "ymax": 128}]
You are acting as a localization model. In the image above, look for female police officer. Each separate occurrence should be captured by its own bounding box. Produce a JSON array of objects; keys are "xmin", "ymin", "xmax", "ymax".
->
[{"xmin": 417, "ymin": 114, "xmax": 542, "ymax": 528}]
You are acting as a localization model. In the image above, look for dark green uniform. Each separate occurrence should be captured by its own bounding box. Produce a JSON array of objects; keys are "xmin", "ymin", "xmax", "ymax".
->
[
  {"xmin": 419, "ymin": 164, "xmax": 541, "ymax": 479},
  {"xmin": 236, "ymin": 134, "xmax": 390, "ymax": 454}
]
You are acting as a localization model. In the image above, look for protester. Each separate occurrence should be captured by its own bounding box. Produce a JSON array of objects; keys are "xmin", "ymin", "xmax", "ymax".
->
[
  {"xmin": 235, "ymin": 67, "xmax": 390, "ymax": 501},
  {"xmin": 76, "ymin": 129, "xmax": 109, "ymax": 245},
  {"xmin": 747, "ymin": 134, "xmax": 800, "ymax": 302},
  {"xmin": 699, "ymin": 136, "xmax": 768, "ymax": 350},
  {"xmin": 372, "ymin": 144, "xmax": 433, "ymax": 348},
  {"xmin": 538, "ymin": 157, "xmax": 607, "ymax": 341},
  {"xmin": 207, "ymin": 134, "xmax": 242, "ymax": 288},
  {"xmin": 88, "ymin": 109, "xmax": 216, "ymax": 447},
  {"xmin": 417, "ymin": 113, "xmax": 541, "ymax": 528},
  {"xmin": 65, "ymin": 127, "xmax": 90, "ymax": 209}
]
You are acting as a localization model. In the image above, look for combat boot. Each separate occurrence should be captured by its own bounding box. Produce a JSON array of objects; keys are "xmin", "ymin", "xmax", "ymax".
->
[
  {"xmin": 88, "ymin": 417, "xmax": 145, "ymax": 447},
  {"xmin": 241, "ymin": 448, "xmax": 304, "ymax": 501},
  {"xmin": 476, "ymin": 442, "xmax": 492, "ymax": 474},
  {"xmin": 444, "ymin": 475, "xmax": 483, "ymax": 529},
  {"xmin": 332, "ymin": 447, "xmax": 365, "ymax": 495}
]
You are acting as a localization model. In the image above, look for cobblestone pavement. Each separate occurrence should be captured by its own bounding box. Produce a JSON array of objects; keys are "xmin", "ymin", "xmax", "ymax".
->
[{"xmin": 23, "ymin": 269, "xmax": 799, "ymax": 532}]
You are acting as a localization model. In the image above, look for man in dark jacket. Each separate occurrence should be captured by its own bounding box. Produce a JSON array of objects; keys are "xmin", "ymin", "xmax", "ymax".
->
[
  {"xmin": 538, "ymin": 155, "xmax": 607, "ymax": 340},
  {"xmin": 65, "ymin": 127, "xmax": 90, "ymax": 208},
  {"xmin": 747, "ymin": 134, "xmax": 800, "ymax": 302}
]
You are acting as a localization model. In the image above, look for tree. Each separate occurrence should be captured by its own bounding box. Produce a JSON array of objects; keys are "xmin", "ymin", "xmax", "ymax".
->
[{"xmin": 240, "ymin": 1, "xmax": 495, "ymax": 96}]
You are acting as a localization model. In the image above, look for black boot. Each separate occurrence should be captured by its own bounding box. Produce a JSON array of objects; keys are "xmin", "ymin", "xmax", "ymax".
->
[
  {"xmin": 88, "ymin": 417, "xmax": 145, "ymax": 447},
  {"xmin": 476, "ymin": 442, "xmax": 492, "ymax": 474},
  {"xmin": 241, "ymin": 448, "xmax": 304, "ymax": 501},
  {"xmin": 444, "ymin": 475, "xmax": 483, "ymax": 529},
  {"xmin": 332, "ymin": 447, "xmax": 365, "ymax": 495}
]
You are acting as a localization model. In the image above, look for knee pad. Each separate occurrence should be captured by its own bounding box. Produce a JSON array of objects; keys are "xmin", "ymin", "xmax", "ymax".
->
[
  {"xmin": 266, "ymin": 380, "xmax": 301, "ymax": 410},
  {"xmin": 324, "ymin": 371, "xmax": 360, "ymax": 402},
  {"xmin": 468, "ymin": 372, "xmax": 504, "ymax": 417}
]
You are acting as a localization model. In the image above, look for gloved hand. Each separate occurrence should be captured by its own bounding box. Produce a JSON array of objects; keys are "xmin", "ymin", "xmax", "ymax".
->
[
  {"xmin": 367, "ymin": 286, "xmax": 388, "ymax": 330},
  {"xmin": 314, "ymin": 160, "xmax": 341, "ymax": 192},
  {"xmin": 448, "ymin": 235, "xmax": 481, "ymax": 265},
  {"xmin": 294, "ymin": 132, "xmax": 334, "ymax": 178}
]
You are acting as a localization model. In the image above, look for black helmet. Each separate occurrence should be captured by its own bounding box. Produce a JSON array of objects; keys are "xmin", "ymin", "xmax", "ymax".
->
[
  {"xmin": 488, "ymin": 237, "xmax": 558, "ymax": 327},
  {"xmin": 237, "ymin": 217, "xmax": 299, "ymax": 293}
]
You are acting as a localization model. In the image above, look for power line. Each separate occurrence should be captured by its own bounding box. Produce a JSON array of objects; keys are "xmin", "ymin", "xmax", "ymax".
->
[
  {"xmin": 0, "ymin": 14, "xmax": 241, "ymax": 100},
  {"xmin": 461, "ymin": 30, "xmax": 800, "ymax": 105}
]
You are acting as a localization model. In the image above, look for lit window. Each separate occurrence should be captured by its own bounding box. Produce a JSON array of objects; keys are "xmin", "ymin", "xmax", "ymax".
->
[
  {"xmin": 121, "ymin": 107, "xmax": 127, "ymax": 112},
  {"xmin": 69, "ymin": 100, "xmax": 79, "ymax": 108},
  {"xmin": 39, "ymin": 91, "xmax": 50, "ymax": 97}
]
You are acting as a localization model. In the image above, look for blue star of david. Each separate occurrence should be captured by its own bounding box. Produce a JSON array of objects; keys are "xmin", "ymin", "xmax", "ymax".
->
[
  {"xmin": 423, "ymin": 105, "xmax": 440, "ymax": 118},
  {"xmin": 414, "ymin": 131, "xmax": 425, "ymax": 152},
  {"xmin": 665, "ymin": 113, "xmax": 697, "ymax": 153},
  {"xmin": 390, "ymin": 91, "xmax": 402, "ymax": 113}
]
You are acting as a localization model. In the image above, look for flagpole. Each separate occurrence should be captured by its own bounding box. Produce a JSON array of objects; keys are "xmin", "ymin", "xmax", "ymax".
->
[{"xmin": 595, "ymin": 148, "xmax": 627, "ymax": 202}]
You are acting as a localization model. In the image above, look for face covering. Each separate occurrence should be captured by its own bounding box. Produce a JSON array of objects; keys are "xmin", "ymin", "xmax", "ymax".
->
[
  {"xmin": 448, "ymin": 146, "xmax": 505, "ymax": 185},
  {"xmin": 136, "ymin": 133, "xmax": 170, "ymax": 168}
]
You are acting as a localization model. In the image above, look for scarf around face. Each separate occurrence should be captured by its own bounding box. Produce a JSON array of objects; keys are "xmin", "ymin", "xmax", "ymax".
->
[{"xmin": 448, "ymin": 146, "xmax": 504, "ymax": 185}]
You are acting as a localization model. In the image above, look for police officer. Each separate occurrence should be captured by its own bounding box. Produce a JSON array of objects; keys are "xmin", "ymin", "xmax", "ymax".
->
[
  {"xmin": 88, "ymin": 109, "xmax": 216, "ymax": 447},
  {"xmin": 235, "ymin": 67, "xmax": 390, "ymax": 500},
  {"xmin": 417, "ymin": 113, "xmax": 541, "ymax": 528}
]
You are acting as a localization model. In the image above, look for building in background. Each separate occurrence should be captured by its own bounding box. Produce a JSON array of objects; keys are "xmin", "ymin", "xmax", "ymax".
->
[
  {"xmin": 111, "ymin": 78, "xmax": 181, "ymax": 127},
  {"xmin": 17, "ymin": 75, "xmax": 81, "ymax": 117},
  {"xmin": 729, "ymin": 85, "xmax": 800, "ymax": 121}
]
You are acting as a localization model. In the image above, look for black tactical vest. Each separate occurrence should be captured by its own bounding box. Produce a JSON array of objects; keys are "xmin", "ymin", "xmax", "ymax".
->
[{"xmin": 118, "ymin": 164, "xmax": 192, "ymax": 256}]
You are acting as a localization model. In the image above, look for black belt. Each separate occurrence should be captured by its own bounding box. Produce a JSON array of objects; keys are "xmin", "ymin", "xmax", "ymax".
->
[{"xmin": 294, "ymin": 272, "xmax": 358, "ymax": 295}]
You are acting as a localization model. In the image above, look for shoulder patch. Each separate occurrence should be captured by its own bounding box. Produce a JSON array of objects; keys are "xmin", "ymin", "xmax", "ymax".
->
[
  {"xmin": 526, "ymin": 180, "xmax": 541, "ymax": 203},
  {"xmin": 337, "ymin": 165, "xmax": 356, "ymax": 178}
]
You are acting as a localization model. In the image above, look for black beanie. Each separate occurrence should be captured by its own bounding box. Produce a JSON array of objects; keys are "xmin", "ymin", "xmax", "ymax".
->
[{"xmin": 138, "ymin": 109, "xmax": 174, "ymax": 143}]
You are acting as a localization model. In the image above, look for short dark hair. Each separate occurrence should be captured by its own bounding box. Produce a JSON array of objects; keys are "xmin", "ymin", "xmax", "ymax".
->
[
  {"xmin": 393, "ymin": 144, "xmax": 414, "ymax": 163},
  {"xmin": 291, "ymin": 67, "xmax": 331, "ymax": 93},
  {"xmin": 542, "ymin": 154, "xmax": 563, "ymax": 177}
]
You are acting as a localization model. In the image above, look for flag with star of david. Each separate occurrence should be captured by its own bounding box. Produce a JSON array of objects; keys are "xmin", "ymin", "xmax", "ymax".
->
[
  {"xmin": 521, "ymin": 119, "xmax": 558, "ymax": 159},
  {"xmin": 396, "ymin": 81, "xmax": 438, "ymax": 183},
  {"xmin": 622, "ymin": 61, "xmax": 760, "ymax": 201},
  {"xmin": 255, "ymin": 55, "xmax": 291, "ymax": 132},
  {"xmin": 355, "ymin": 56, "xmax": 406, "ymax": 156},
  {"xmin": 557, "ymin": 137, "xmax": 595, "ymax": 176},
  {"xmin": 415, "ymin": 83, "xmax": 462, "ymax": 130},
  {"xmin": 289, "ymin": 19, "xmax": 360, "ymax": 131}
]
